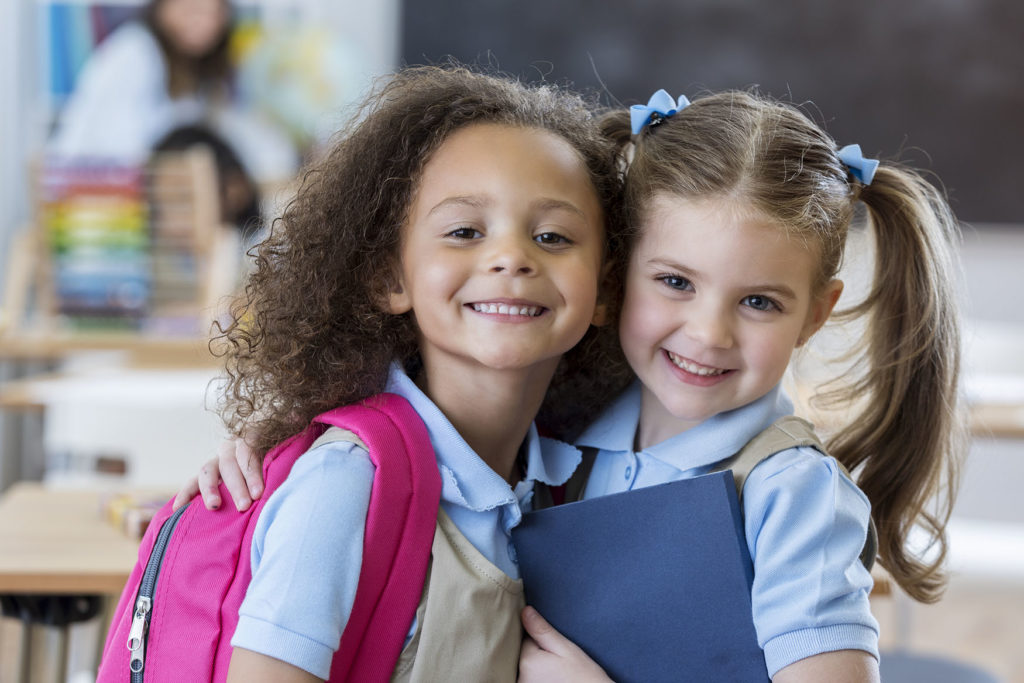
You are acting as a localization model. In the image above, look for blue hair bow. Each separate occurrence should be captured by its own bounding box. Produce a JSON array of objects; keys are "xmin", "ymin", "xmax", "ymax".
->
[
  {"xmin": 630, "ymin": 89, "xmax": 691, "ymax": 135},
  {"xmin": 837, "ymin": 144, "xmax": 879, "ymax": 185}
]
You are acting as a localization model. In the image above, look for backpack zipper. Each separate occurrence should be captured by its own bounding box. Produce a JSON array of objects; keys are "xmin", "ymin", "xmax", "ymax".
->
[{"xmin": 126, "ymin": 503, "xmax": 189, "ymax": 680}]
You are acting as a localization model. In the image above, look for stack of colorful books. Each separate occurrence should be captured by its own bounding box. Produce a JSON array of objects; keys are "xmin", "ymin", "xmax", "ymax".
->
[{"xmin": 40, "ymin": 159, "xmax": 151, "ymax": 329}]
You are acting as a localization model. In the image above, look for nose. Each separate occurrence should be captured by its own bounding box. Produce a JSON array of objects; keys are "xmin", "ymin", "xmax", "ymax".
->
[
  {"xmin": 684, "ymin": 301, "xmax": 734, "ymax": 349},
  {"xmin": 485, "ymin": 233, "xmax": 537, "ymax": 275}
]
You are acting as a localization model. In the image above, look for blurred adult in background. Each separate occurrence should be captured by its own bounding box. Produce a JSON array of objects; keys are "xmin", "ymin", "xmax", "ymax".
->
[{"xmin": 48, "ymin": 0, "xmax": 299, "ymax": 187}]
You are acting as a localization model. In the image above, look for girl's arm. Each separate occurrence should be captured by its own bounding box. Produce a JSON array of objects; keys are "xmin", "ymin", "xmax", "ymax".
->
[
  {"xmin": 230, "ymin": 442, "xmax": 374, "ymax": 678},
  {"xmin": 772, "ymin": 650, "xmax": 879, "ymax": 683},
  {"xmin": 520, "ymin": 607, "xmax": 879, "ymax": 683},
  {"xmin": 227, "ymin": 648, "xmax": 321, "ymax": 683}
]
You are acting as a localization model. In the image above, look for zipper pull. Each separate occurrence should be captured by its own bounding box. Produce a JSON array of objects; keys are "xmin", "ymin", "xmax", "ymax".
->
[
  {"xmin": 127, "ymin": 596, "xmax": 151, "ymax": 672},
  {"xmin": 127, "ymin": 596, "xmax": 151, "ymax": 651},
  {"xmin": 130, "ymin": 636, "xmax": 145, "ymax": 674}
]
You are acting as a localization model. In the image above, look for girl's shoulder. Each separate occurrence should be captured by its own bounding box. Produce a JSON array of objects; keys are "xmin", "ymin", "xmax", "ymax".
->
[
  {"xmin": 257, "ymin": 435, "xmax": 376, "ymax": 534},
  {"xmin": 744, "ymin": 445, "xmax": 871, "ymax": 517}
]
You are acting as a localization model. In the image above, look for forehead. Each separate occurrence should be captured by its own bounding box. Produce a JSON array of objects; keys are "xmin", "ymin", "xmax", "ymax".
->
[
  {"xmin": 410, "ymin": 123, "xmax": 603, "ymax": 218},
  {"xmin": 637, "ymin": 193, "xmax": 820, "ymax": 284},
  {"xmin": 421, "ymin": 124, "xmax": 592, "ymax": 189}
]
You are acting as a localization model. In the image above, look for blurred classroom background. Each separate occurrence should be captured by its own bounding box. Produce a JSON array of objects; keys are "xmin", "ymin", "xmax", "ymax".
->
[{"xmin": 1, "ymin": 0, "xmax": 1022, "ymax": 681}]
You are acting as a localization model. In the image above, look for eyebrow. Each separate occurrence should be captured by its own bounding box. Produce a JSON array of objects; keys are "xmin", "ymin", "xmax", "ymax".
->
[
  {"xmin": 646, "ymin": 258, "xmax": 799, "ymax": 301},
  {"xmin": 427, "ymin": 195, "xmax": 587, "ymax": 219},
  {"xmin": 427, "ymin": 196, "xmax": 487, "ymax": 216}
]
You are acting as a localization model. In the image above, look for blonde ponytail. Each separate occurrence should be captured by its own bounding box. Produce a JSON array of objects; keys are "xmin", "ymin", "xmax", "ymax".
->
[{"xmin": 825, "ymin": 165, "xmax": 966, "ymax": 602}]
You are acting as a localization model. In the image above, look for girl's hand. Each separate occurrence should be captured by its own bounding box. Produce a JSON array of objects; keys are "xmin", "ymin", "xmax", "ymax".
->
[
  {"xmin": 172, "ymin": 438, "xmax": 263, "ymax": 511},
  {"xmin": 518, "ymin": 606, "xmax": 614, "ymax": 682}
]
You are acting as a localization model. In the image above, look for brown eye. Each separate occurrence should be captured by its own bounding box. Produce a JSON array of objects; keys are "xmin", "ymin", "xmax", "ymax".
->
[
  {"xmin": 535, "ymin": 232, "xmax": 571, "ymax": 245},
  {"xmin": 446, "ymin": 227, "xmax": 481, "ymax": 239}
]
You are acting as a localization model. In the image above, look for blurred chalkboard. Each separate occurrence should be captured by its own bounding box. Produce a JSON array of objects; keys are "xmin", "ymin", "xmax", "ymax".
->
[{"xmin": 403, "ymin": 0, "xmax": 1023, "ymax": 224}]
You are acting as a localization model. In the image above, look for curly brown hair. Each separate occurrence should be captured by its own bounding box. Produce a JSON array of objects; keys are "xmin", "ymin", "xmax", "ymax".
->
[
  {"xmin": 216, "ymin": 64, "xmax": 629, "ymax": 455},
  {"xmin": 602, "ymin": 90, "xmax": 966, "ymax": 603}
]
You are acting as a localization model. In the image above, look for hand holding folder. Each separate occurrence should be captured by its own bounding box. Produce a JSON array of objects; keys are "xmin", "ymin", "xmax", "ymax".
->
[{"xmin": 511, "ymin": 470, "xmax": 770, "ymax": 682}]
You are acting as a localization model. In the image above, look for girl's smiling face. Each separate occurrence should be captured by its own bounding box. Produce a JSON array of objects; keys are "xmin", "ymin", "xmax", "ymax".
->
[
  {"xmin": 387, "ymin": 123, "xmax": 606, "ymax": 380},
  {"xmin": 619, "ymin": 193, "xmax": 842, "ymax": 447}
]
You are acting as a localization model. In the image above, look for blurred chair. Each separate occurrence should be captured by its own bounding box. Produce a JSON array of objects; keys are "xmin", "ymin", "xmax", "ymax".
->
[
  {"xmin": 880, "ymin": 650, "xmax": 1002, "ymax": 683},
  {"xmin": 874, "ymin": 573, "xmax": 1003, "ymax": 683}
]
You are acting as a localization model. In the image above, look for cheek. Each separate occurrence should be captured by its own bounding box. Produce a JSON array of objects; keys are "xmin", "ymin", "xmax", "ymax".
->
[
  {"xmin": 401, "ymin": 243, "xmax": 454, "ymax": 295},
  {"xmin": 745, "ymin": 329, "xmax": 801, "ymax": 378},
  {"xmin": 570, "ymin": 259, "xmax": 602, "ymax": 309},
  {"xmin": 618, "ymin": 283, "xmax": 666, "ymax": 354}
]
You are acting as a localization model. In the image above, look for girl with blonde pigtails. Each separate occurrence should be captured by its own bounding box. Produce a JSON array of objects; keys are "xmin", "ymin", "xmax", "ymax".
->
[{"xmin": 515, "ymin": 89, "xmax": 966, "ymax": 682}]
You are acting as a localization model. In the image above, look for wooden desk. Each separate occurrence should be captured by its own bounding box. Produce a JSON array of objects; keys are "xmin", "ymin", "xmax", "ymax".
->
[
  {"xmin": 0, "ymin": 483, "xmax": 141, "ymax": 595},
  {"xmin": 0, "ymin": 331, "xmax": 217, "ymax": 366}
]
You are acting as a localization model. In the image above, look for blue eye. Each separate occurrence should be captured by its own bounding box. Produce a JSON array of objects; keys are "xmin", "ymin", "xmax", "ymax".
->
[
  {"xmin": 446, "ymin": 226, "xmax": 482, "ymax": 239},
  {"xmin": 657, "ymin": 275, "xmax": 693, "ymax": 291},
  {"xmin": 742, "ymin": 295, "xmax": 780, "ymax": 312}
]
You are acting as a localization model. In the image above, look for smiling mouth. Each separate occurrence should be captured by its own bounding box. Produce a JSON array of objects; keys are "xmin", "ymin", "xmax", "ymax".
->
[
  {"xmin": 666, "ymin": 350, "xmax": 729, "ymax": 377},
  {"xmin": 469, "ymin": 302, "xmax": 546, "ymax": 317}
]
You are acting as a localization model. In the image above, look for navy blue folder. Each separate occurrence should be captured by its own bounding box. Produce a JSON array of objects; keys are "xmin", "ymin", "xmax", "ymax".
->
[{"xmin": 511, "ymin": 470, "xmax": 770, "ymax": 682}]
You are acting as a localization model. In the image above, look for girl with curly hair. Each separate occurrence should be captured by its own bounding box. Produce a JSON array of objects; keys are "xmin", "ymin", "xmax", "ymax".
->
[{"xmin": 178, "ymin": 64, "xmax": 625, "ymax": 681}]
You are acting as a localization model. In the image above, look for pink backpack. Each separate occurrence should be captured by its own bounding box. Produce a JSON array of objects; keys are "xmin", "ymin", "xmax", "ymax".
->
[{"xmin": 96, "ymin": 392, "xmax": 441, "ymax": 682}]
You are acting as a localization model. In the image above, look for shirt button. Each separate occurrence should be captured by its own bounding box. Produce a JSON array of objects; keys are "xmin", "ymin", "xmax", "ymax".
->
[
  {"xmin": 508, "ymin": 541, "xmax": 518, "ymax": 564},
  {"xmin": 624, "ymin": 465, "xmax": 632, "ymax": 481}
]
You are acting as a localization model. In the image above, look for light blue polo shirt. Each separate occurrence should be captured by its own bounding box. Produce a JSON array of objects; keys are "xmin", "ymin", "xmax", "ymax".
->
[
  {"xmin": 570, "ymin": 381, "xmax": 879, "ymax": 677},
  {"xmin": 231, "ymin": 364, "xmax": 581, "ymax": 678}
]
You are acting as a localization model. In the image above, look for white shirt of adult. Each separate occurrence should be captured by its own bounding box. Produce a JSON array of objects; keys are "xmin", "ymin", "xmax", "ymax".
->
[{"xmin": 48, "ymin": 22, "xmax": 298, "ymax": 184}]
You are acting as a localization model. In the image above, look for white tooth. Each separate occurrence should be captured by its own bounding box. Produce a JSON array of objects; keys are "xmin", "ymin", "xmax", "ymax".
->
[
  {"xmin": 669, "ymin": 352, "xmax": 724, "ymax": 376},
  {"xmin": 487, "ymin": 304, "xmax": 498, "ymax": 313}
]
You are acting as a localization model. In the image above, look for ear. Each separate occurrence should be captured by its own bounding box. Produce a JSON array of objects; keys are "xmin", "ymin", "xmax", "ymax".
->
[
  {"xmin": 385, "ymin": 280, "xmax": 412, "ymax": 314},
  {"xmin": 797, "ymin": 279, "xmax": 843, "ymax": 347},
  {"xmin": 376, "ymin": 263, "xmax": 411, "ymax": 314}
]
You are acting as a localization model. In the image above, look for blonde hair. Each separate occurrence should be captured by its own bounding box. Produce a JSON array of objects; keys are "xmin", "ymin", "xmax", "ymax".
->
[{"xmin": 602, "ymin": 91, "xmax": 966, "ymax": 603}]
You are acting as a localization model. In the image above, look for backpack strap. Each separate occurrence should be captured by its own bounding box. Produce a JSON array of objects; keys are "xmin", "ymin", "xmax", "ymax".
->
[
  {"xmin": 319, "ymin": 392, "xmax": 441, "ymax": 683},
  {"xmin": 711, "ymin": 416, "xmax": 877, "ymax": 572},
  {"xmin": 533, "ymin": 446, "xmax": 598, "ymax": 509},
  {"xmin": 309, "ymin": 426, "xmax": 367, "ymax": 453},
  {"xmin": 713, "ymin": 416, "xmax": 824, "ymax": 502}
]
